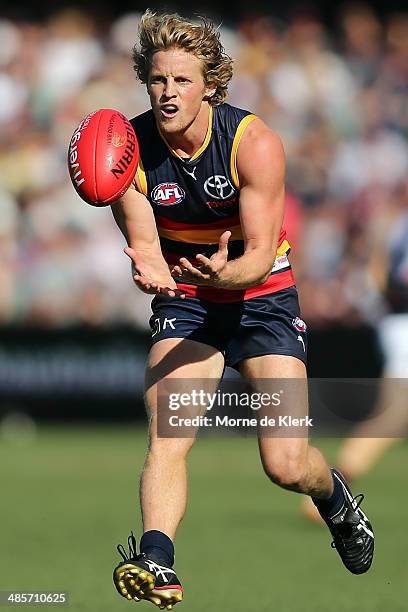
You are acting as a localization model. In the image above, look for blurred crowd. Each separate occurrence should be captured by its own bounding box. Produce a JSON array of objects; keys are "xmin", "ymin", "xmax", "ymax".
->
[{"xmin": 0, "ymin": 3, "xmax": 407, "ymax": 330}]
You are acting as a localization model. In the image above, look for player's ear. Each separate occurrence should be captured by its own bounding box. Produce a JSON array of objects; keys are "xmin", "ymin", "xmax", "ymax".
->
[{"xmin": 203, "ymin": 83, "xmax": 217, "ymax": 101}]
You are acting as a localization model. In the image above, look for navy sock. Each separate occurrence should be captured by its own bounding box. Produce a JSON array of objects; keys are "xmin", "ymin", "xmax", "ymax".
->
[
  {"xmin": 312, "ymin": 469, "xmax": 345, "ymax": 518},
  {"xmin": 140, "ymin": 530, "xmax": 175, "ymax": 567}
]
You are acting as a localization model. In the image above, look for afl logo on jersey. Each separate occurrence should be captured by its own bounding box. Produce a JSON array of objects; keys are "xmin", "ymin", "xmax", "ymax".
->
[
  {"xmin": 152, "ymin": 182, "xmax": 185, "ymax": 206},
  {"xmin": 204, "ymin": 175, "xmax": 235, "ymax": 200}
]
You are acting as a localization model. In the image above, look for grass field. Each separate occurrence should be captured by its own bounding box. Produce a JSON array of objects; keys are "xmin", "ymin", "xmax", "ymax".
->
[{"xmin": 0, "ymin": 425, "xmax": 406, "ymax": 611}]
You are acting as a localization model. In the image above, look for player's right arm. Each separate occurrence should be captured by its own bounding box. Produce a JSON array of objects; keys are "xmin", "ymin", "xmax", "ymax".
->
[{"xmin": 111, "ymin": 185, "xmax": 185, "ymax": 297}]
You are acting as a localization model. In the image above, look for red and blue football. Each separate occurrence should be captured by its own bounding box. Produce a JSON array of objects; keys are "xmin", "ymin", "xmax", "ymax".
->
[{"xmin": 68, "ymin": 108, "xmax": 139, "ymax": 206}]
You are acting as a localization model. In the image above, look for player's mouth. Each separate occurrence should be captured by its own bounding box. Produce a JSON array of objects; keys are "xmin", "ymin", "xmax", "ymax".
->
[{"xmin": 160, "ymin": 105, "xmax": 179, "ymax": 119}]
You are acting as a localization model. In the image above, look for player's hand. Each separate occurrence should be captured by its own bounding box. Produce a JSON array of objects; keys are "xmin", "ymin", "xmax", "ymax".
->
[
  {"xmin": 124, "ymin": 247, "xmax": 186, "ymax": 298},
  {"xmin": 170, "ymin": 231, "xmax": 231, "ymax": 285}
]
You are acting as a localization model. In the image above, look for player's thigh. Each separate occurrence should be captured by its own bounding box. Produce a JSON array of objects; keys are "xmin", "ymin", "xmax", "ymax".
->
[
  {"xmin": 239, "ymin": 353, "xmax": 307, "ymax": 379},
  {"xmin": 240, "ymin": 354, "xmax": 309, "ymax": 468},
  {"xmin": 145, "ymin": 337, "xmax": 225, "ymax": 414},
  {"xmin": 145, "ymin": 338, "xmax": 224, "ymax": 451}
]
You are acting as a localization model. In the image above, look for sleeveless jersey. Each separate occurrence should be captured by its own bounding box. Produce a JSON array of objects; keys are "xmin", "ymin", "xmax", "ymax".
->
[{"xmin": 130, "ymin": 103, "xmax": 295, "ymax": 302}]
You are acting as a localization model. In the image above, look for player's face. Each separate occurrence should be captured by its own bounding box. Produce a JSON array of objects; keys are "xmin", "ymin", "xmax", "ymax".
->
[{"xmin": 147, "ymin": 48, "xmax": 215, "ymax": 135}]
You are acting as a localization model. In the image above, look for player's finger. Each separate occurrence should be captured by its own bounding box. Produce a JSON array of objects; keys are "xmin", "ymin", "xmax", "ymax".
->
[
  {"xmin": 162, "ymin": 288, "xmax": 176, "ymax": 297},
  {"xmin": 179, "ymin": 258, "xmax": 208, "ymax": 276},
  {"xmin": 160, "ymin": 286, "xmax": 185, "ymax": 299},
  {"xmin": 194, "ymin": 261, "xmax": 214, "ymax": 274},
  {"xmin": 196, "ymin": 254, "xmax": 212, "ymax": 267},
  {"xmin": 171, "ymin": 266, "xmax": 183, "ymax": 276},
  {"xmin": 218, "ymin": 231, "xmax": 231, "ymax": 253},
  {"xmin": 179, "ymin": 257, "xmax": 194, "ymax": 270},
  {"xmin": 178, "ymin": 258, "xmax": 212, "ymax": 280},
  {"xmin": 134, "ymin": 276, "xmax": 155, "ymax": 291},
  {"xmin": 133, "ymin": 273, "xmax": 149, "ymax": 283},
  {"xmin": 124, "ymin": 246, "xmax": 138, "ymax": 263},
  {"xmin": 186, "ymin": 267, "xmax": 211, "ymax": 279}
]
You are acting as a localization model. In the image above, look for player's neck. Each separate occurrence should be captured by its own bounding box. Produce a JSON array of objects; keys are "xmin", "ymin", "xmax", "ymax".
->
[{"xmin": 162, "ymin": 103, "xmax": 211, "ymax": 159}]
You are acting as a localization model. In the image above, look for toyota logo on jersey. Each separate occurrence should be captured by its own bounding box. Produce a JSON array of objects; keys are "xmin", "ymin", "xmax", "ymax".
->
[
  {"xmin": 204, "ymin": 175, "xmax": 235, "ymax": 200},
  {"xmin": 152, "ymin": 182, "xmax": 185, "ymax": 206}
]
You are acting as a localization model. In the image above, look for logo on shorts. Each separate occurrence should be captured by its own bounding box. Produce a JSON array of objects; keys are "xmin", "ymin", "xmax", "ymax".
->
[
  {"xmin": 204, "ymin": 175, "xmax": 235, "ymax": 200},
  {"xmin": 152, "ymin": 317, "xmax": 177, "ymax": 337},
  {"xmin": 292, "ymin": 317, "xmax": 307, "ymax": 332},
  {"xmin": 152, "ymin": 183, "xmax": 185, "ymax": 206}
]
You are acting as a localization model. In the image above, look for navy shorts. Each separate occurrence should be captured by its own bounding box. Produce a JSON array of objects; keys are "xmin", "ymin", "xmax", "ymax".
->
[{"xmin": 149, "ymin": 286, "xmax": 307, "ymax": 370}]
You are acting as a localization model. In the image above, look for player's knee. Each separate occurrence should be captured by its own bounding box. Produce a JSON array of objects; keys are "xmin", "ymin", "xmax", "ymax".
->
[
  {"xmin": 262, "ymin": 457, "xmax": 306, "ymax": 491},
  {"xmin": 148, "ymin": 436, "xmax": 195, "ymax": 460}
]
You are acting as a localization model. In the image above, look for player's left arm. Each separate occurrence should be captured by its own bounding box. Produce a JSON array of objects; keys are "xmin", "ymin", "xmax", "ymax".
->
[{"xmin": 172, "ymin": 118, "xmax": 285, "ymax": 288}]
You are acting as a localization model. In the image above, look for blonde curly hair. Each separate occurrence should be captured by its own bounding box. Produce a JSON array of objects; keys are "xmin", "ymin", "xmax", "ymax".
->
[{"xmin": 132, "ymin": 9, "xmax": 233, "ymax": 106}]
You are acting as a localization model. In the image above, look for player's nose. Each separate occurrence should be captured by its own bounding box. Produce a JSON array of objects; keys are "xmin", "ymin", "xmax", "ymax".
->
[{"xmin": 163, "ymin": 78, "xmax": 176, "ymax": 98}]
